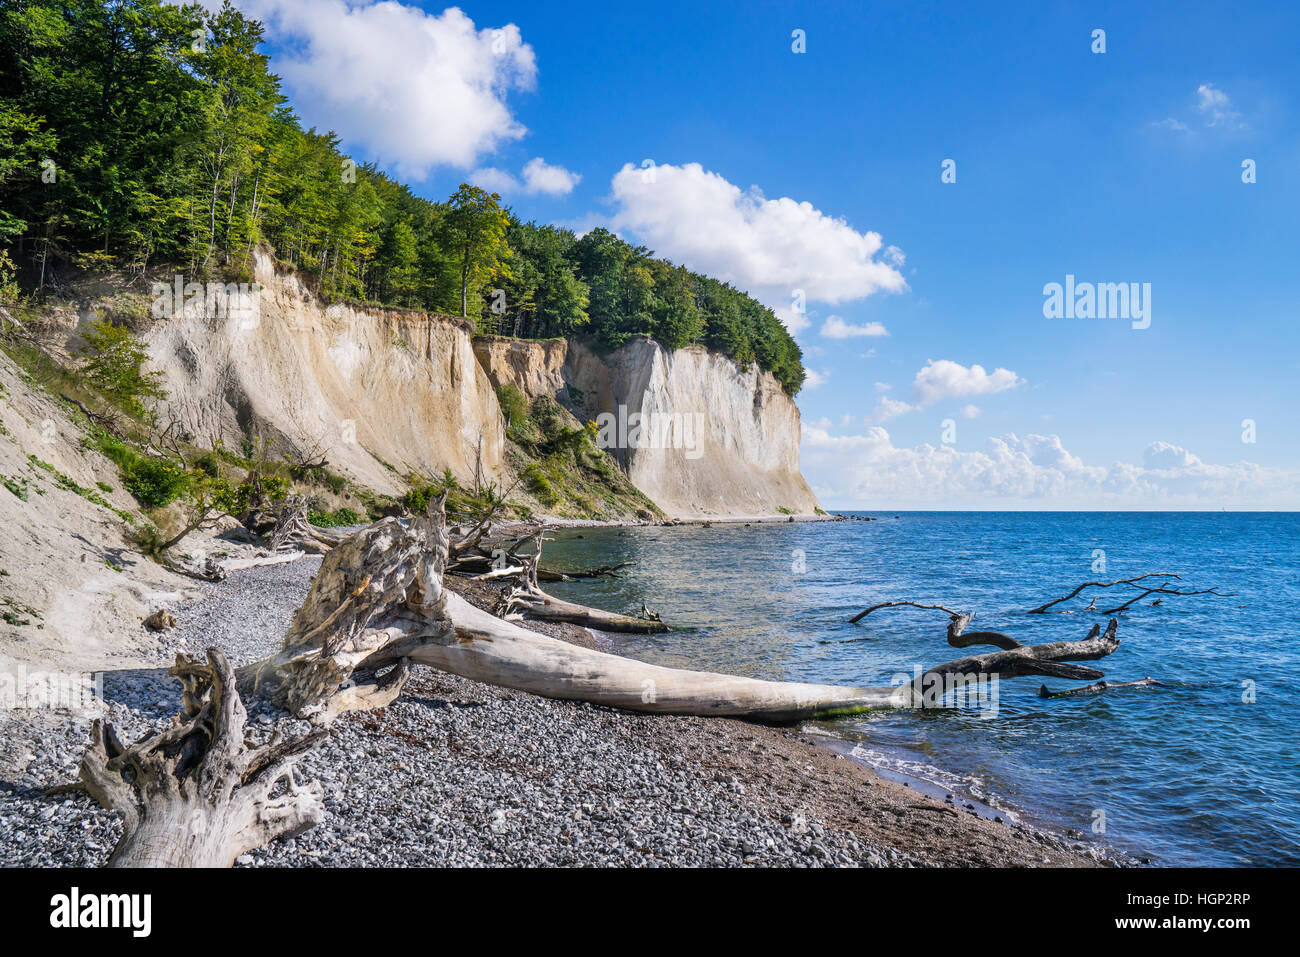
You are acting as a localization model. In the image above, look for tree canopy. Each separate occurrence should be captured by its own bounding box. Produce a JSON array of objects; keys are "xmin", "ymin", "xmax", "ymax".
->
[{"xmin": 0, "ymin": 0, "xmax": 804, "ymax": 393}]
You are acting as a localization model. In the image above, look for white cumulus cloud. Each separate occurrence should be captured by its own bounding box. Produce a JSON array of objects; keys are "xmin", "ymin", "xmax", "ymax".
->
[
  {"xmin": 821, "ymin": 315, "xmax": 889, "ymax": 339},
  {"xmin": 232, "ymin": 0, "xmax": 537, "ymax": 179},
  {"xmin": 470, "ymin": 157, "xmax": 581, "ymax": 196},
  {"xmin": 521, "ymin": 157, "xmax": 581, "ymax": 195},
  {"xmin": 608, "ymin": 162, "xmax": 907, "ymax": 334},
  {"xmin": 912, "ymin": 359, "xmax": 1024, "ymax": 406},
  {"xmin": 468, "ymin": 167, "xmax": 521, "ymax": 194}
]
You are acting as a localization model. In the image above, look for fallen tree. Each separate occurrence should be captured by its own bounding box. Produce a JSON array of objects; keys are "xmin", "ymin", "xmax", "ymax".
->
[
  {"xmin": 79, "ymin": 648, "xmax": 326, "ymax": 867},
  {"xmin": 489, "ymin": 533, "xmax": 665, "ymax": 632},
  {"xmin": 536, "ymin": 560, "xmax": 637, "ymax": 582},
  {"xmin": 237, "ymin": 497, "xmax": 1123, "ymax": 725},
  {"xmin": 447, "ymin": 527, "xmax": 667, "ymax": 633},
  {"xmin": 75, "ymin": 500, "xmax": 1130, "ymax": 866},
  {"xmin": 267, "ymin": 495, "xmax": 347, "ymax": 555}
]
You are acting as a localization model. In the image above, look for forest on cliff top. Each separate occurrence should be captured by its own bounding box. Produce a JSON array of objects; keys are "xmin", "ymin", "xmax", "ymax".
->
[{"xmin": 0, "ymin": 0, "xmax": 806, "ymax": 393}]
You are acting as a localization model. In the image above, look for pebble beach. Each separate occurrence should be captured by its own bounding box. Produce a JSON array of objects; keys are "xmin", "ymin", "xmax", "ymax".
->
[{"xmin": 0, "ymin": 558, "xmax": 1116, "ymax": 868}]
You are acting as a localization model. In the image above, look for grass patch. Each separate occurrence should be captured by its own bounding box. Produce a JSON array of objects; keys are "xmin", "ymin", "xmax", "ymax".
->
[
  {"xmin": 307, "ymin": 506, "xmax": 362, "ymax": 528},
  {"xmin": 2, "ymin": 473, "xmax": 32, "ymax": 500},
  {"xmin": 92, "ymin": 434, "xmax": 189, "ymax": 508},
  {"xmin": 1, "ymin": 595, "xmax": 41, "ymax": 627},
  {"xmin": 27, "ymin": 454, "xmax": 136, "ymax": 523}
]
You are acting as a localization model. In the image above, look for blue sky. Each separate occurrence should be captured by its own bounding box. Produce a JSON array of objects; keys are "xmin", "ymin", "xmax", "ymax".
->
[{"xmin": 236, "ymin": 0, "xmax": 1300, "ymax": 508}]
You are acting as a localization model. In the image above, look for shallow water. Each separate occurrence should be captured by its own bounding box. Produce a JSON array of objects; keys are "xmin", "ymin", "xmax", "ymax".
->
[{"xmin": 542, "ymin": 512, "xmax": 1300, "ymax": 866}]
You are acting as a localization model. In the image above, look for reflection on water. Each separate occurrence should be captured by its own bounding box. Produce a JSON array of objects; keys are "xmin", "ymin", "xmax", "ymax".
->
[{"xmin": 542, "ymin": 512, "xmax": 1300, "ymax": 866}]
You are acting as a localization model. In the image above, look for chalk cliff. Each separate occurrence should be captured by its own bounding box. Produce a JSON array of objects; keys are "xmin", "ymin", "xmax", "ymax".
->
[
  {"xmin": 145, "ymin": 250, "xmax": 505, "ymax": 494},
  {"xmin": 141, "ymin": 254, "xmax": 813, "ymax": 517},
  {"xmin": 474, "ymin": 336, "xmax": 819, "ymax": 518}
]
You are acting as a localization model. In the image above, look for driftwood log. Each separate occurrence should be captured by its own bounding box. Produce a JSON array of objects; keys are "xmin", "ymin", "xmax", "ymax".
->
[
  {"xmin": 536, "ymin": 561, "xmax": 637, "ymax": 582},
  {"xmin": 447, "ymin": 527, "xmax": 666, "ymax": 633},
  {"xmin": 77, "ymin": 502, "xmax": 1131, "ymax": 866},
  {"xmin": 1039, "ymin": 676, "xmax": 1164, "ymax": 698},
  {"xmin": 268, "ymin": 496, "xmax": 346, "ymax": 555},
  {"xmin": 490, "ymin": 533, "xmax": 665, "ymax": 632},
  {"xmin": 79, "ymin": 649, "xmax": 326, "ymax": 867},
  {"xmin": 235, "ymin": 498, "xmax": 1123, "ymax": 724}
]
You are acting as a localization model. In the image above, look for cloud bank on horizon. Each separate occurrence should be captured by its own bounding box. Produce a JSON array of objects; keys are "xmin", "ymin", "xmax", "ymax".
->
[{"xmin": 801, "ymin": 425, "xmax": 1296, "ymax": 510}]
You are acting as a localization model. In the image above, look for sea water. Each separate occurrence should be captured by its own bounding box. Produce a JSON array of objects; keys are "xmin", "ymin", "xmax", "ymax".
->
[{"xmin": 541, "ymin": 512, "xmax": 1300, "ymax": 866}]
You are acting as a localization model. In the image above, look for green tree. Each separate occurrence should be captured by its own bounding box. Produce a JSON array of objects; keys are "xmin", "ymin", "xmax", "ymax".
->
[
  {"xmin": 188, "ymin": 1, "xmax": 282, "ymax": 268},
  {"xmin": 79, "ymin": 317, "xmax": 167, "ymax": 418},
  {"xmin": 380, "ymin": 218, "xmax": 419, "ymax": 305},
  {"xmin": 441, "ymin": 184, "xmax": 510, "ymax": 320}
]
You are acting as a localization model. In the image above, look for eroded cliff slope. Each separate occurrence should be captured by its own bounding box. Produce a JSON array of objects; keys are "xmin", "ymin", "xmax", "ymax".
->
[
  {"xmin": 475, "ymin": 336, "xmax": 819, "ymax": 518},
  {"xmin": 145, "ymin": 251, "xmax": 504, "ymax": 494}
]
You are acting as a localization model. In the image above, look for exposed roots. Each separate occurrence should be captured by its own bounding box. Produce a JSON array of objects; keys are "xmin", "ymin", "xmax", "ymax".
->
[{"xmin": 79, "ymin": 648, "xmax": 326, "ymax": 867}]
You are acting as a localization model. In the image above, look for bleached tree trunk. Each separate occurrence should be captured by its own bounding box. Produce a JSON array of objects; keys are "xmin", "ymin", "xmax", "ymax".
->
[
  {"xmin": 76, "ymin": 501, "xmax": 1128, "ymax": 867},
  {"xmin": 457, "ymin": 530, "xmax": 667, "ymax": 633},
  {"xmin": 241, "ymin": 498, "xmax": 1123, "ymax": 725}
]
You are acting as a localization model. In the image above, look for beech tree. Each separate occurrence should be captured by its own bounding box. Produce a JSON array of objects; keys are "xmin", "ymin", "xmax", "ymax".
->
[{"xmin": 441, "ymin": 183, "xmax": 510, "ymax": 321}]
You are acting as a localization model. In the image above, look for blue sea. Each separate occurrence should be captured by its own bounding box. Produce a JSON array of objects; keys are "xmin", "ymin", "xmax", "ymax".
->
[{"xmin": 542, "ymin": 512, "xmax": 1300, "ymax": 866}]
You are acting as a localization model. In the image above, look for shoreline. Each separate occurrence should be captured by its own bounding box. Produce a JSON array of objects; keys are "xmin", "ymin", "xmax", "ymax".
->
[
  {"xmin": 533, "ymin": 512, "xmax": 840, "ymax": 529},
  {"xmin": 0, "ymin": 555, "xmax": 1120, "ymax": 868}
]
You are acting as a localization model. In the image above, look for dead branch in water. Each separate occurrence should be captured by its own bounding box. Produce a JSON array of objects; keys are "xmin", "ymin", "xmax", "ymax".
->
[
  {"xmin": 72, "ymin": 501, "xmax": 1128, "ymax": 867},
  {"xmin": 537, "ymin": 560, "xmax": 637, "ymax": 582},
  {"xmin": 445, "ymin": 525, "xmax": 665, "ymax": 632},
  {"xmin": 1028, "ymin": 573, "xmax": 1231, "ymax": 615},
  {"xmin": 1039, "ymin": 676, "xmax": 1164, "ymax": 698},
  {"xmin": 235, "ymin": 497, "xmax": 1121, "ymax": 731},
  {"xmin": 1097, "ymin": 585, "xmax": 1231, "ymax": 615},
  {"xmin": 486, "ymin": 531, "xmax": 667, "ymax": 632},
  {"xmin": 849, "ymin": 600, "xmax": 967, "ymax": 625},
  {"xmin": 1027, "ymin": 573, "xmax": 1180, "ymax": 613}
]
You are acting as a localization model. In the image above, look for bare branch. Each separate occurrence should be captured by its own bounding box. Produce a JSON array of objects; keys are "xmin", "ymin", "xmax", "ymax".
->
[
  {"xmin": 1099, "ymin": 585, "xmax": 1232, "ymax": 615},
  {"xmin": 1027, "ymin": 573, "xmax": 1182, "ymax": 614},
  {"xmin": 849, "ymin": 600, "xmax": 967, "ymax": 625}
]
